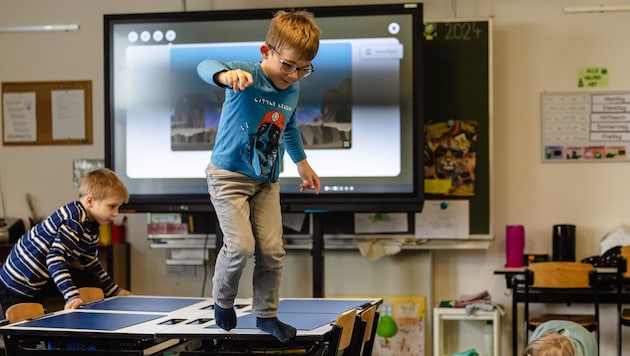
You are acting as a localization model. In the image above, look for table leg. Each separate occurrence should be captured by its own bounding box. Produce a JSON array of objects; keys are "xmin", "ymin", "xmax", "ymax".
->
[{"xmin": 512, "ymin": 286, "xmax": 518, "ymax": 356}]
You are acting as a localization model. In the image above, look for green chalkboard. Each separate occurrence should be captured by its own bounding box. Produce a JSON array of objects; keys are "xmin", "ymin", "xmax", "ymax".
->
[
  {"xmin": 423, "ymin": 19, "xmax": 492, "ymax": 237},
  {"xmin": 295, "ymin": 19, "xmax": 493, "ymax": 238}
]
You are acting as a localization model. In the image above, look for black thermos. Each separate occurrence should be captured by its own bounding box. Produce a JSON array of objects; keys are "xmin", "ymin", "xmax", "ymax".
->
[{"xmin": 552, "ymin": 224, "xmax": 576, "ymax": 261}]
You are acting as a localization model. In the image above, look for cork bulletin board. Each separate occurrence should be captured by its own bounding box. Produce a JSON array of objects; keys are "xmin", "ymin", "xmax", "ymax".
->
[{"xmin": 2, "ymin": 80, "xmax": 92, "ymax": 145}]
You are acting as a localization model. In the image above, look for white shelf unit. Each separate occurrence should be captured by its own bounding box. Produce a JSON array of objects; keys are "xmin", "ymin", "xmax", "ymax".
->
[
  {"xmin": 433, "ymin": 307, "xmax": 501, "ymax": 356},
  {"xmin": 148, "ymin": 234, "xmax": 214, "ymax": 265}
]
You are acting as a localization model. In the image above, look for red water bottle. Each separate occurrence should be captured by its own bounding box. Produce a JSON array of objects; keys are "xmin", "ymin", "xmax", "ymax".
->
[{"xmin": 505, "ymin": 225, "xmax": 525, "ymax": 267}]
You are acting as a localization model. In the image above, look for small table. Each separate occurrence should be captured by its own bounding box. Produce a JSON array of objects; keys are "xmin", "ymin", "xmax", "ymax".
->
[
  {"xmin": 0, "ymin": 296, "xmax": 383, "ymax": 355},
  {"xmin": 433, "ymin": 307, "xmax": 501, "ymax": 356}
]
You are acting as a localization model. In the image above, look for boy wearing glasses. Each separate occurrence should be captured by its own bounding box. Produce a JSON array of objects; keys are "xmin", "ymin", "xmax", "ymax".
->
[{"xmin": 197, "ymin": 10, "xmax": 320, "ymax": 344}]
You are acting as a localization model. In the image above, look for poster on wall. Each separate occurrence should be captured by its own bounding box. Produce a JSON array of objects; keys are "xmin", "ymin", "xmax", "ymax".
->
[
  {"xmin": 373, "ymin": 296, "xmax": 425, "ymax": 356},
  {"xmin": 424, "ymin": 120, "xmax": 477, "ymax": 196},
  {"xmin": 542, "ymin": 91, "xmax": 630, "ymax": 162}
]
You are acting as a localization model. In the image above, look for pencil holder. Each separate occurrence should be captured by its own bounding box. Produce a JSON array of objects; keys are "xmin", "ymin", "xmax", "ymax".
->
[{"xmin": 99, "ymin": 225, "xmax": 112, "ymax": 246}]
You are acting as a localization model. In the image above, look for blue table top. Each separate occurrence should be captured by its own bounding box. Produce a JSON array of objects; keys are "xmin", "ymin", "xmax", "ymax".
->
[
  {"xmin": 2, "ymin": 297, "xmax": 377, "ymax": 335},
  {"xmin": 18, "ymin": 312, "xmax": 163, "ymax": 331},
  {"xmin": 204, "ymin": 299, "xmax": 371, "ymax": 331},
  {"xmin": 80, "ymin": 296, "xmax": 207, "ymax": 313},
  {"xmin": 207, "ymin": 312, "xmax": 343, "ymax": 331},
  {"xmin": 275, "ymin": 299, "xmax": 370, "ymax": 314}
]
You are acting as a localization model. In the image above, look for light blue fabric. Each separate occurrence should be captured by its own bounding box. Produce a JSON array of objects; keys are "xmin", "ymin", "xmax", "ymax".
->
[
  {"xmin": 449, "ymin": 349, "xmax": 479, "ymax": 356},
  {"xmin": 529, "ymin": 320, "xmax": 597, "ymax": 356}
]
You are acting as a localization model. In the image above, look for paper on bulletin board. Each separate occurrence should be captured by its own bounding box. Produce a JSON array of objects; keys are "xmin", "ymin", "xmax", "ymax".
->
[
  {"xmin": 414, "ymin": 200, "xmax": 469, "ymax": 239},
  {"xmin": 3, "ymin": 92, "xmax": 37, "ymax": 142},
  {"xmin": 52, "ymin": 89, "xmax": 86, "ymax": 140}
]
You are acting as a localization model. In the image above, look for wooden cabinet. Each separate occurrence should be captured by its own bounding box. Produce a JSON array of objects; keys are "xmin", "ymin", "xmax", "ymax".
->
[{"xmin": 98, "ymin": 243, "xmax": 130, "ymax": 290}]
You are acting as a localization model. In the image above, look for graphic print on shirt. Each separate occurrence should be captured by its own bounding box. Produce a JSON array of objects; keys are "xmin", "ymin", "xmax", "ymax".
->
[{"xmin": 252, "ymin": 110, "xmax": 285, "ymax": 180}]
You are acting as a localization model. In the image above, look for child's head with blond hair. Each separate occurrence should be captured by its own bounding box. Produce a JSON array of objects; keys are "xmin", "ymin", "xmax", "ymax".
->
[
  {"xmin": 79, "ymin": 168, "xmax": 129, "ymax": 203},
  {"xmin": 265, "ymin": 10, "xmax": 320, "ymax": 61},
  {"xmin": 524, "ymin": 331, "xmax": 575, "ymax": 356}
]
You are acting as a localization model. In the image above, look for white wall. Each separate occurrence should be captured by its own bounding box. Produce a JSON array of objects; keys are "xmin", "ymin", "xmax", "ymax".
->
[{"xmin": 3, "ymin": 0, "xmax": 630, "ymax": 354}]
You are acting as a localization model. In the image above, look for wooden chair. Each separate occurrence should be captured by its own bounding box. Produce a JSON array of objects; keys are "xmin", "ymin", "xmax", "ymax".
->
[
  {"xmin": 4, "ymin": 302, "xmax": 45, "ymax": 324},
  {"xmin": 78, "ymin": 287, "xmax": 105, "ymax": 303},
  {"xmin": 617, "ymin": 246, "xmax": 630, "ymax": 356},
  {"xmin": 334, "ymin": 308, "xmax": 357, "ymax": 353},
  {"xmin": 3, "ymin": 302, "xmax": 46, "ymax": 354},
  {"xmin": 522, "ymin": 262, "xmax": 600, "ymax": 351},
  {"xmin": 358, "ymin": 305, "xmax": 379, "ymax": 356},
  {"xmin": 344, "ymin": 304, "xmax": 379, "ymax": 356}
]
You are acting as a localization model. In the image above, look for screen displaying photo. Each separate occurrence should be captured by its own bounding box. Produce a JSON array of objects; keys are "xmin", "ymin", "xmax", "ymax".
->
[{"xmin": 105, "ymin": 4, "xmax": 424, "ymax": 211}]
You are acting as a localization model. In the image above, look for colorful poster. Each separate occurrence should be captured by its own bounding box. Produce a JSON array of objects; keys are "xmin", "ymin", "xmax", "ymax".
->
[
  {"xmin": 424, "ymin": 120, "xmax": 477, "ymax": 196},
  {"xmin": 373, "ymin": 296, "xmax": 426, "ymax": 356}
]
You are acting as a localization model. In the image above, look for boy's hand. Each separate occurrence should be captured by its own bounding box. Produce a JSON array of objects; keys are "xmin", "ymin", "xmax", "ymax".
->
[
  {"xmin": 296, "ymin": 159, "xmax": 320, "ymax": 194},
  {"xmin": 218, "ymin": 69, "xmax": 253, "ymax": 93},
  {"xmin": 117, "ymin": 288, "xmax": 133, "ymax": 296},
  {"xmin": 64, "ymin": 297, "xmax": 84, "ymax": 310}
]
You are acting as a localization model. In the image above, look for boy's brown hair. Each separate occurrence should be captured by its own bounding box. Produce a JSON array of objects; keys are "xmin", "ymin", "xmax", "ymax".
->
[
  {"xmin": 79, "ymin": 168, "xmax": 129, "ymax": 203},
  {"xmin": 523, "ymin": 331, "xmax": 575, "ymax": 356},
  {"xmin": 265, "ymin": 9, "xmax": 320, "ymax": 61}
]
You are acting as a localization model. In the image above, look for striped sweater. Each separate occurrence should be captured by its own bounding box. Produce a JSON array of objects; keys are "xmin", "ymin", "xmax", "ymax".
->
[{"xmin": 0, "ymin": 201, "xmax": 119, "ymax": 302}]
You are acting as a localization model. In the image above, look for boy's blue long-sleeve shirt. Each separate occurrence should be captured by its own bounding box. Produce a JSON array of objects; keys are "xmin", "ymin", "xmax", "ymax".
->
[{"xmin": 197, "ymin": 59, "xmax": 307, "ymax": 182}]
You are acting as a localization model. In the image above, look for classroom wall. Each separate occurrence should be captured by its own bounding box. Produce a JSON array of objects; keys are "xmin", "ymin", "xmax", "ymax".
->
[{"xmin": 2, "ymin": 0, "xmax": 630, "ymax": 354}]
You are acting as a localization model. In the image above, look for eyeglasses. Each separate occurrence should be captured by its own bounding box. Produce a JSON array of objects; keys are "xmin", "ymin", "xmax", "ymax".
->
[{"xmin": 268, "ymin": 45, "xmax": 315, "ymax": 78}]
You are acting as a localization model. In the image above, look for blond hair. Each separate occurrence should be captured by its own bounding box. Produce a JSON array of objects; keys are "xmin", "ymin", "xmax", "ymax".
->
[
  {"xmin": 524, "ymin": 331, "xmax": 575, "ymax": 356},
  {"xmin": 79, "ymin": 168, "xmax": 129, "ymax": 203},
  {"xmin": 265, "ymin": 9, "xmax": 320, "ymax": 61}
]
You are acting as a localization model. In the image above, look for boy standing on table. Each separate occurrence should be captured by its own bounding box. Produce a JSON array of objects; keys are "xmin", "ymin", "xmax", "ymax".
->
[
  {"xmin": 0, "ymin": 168, "xmax": 132, "ymax": 313},
  {"xmin": 197, "ymin": 10, "xmax": 321, "ymax": 343}
]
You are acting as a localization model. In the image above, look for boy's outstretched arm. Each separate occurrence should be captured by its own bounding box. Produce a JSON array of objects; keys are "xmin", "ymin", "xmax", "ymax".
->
[
  {"xmin": 214, "ymin": 69, "xmax": 253, "ymax": 93},
  {"xmin": 296, "ymin": 159, "xmax": 320, "ymax": 194}
]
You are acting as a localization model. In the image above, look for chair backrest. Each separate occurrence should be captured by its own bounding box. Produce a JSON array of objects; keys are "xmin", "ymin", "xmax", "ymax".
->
[
  {"xmin": 360, "ymin": 305, "xmax": 377, "ymax": 343},
  {"xmin": 5, "ymin": 302, "xmax": 45, "ymax": 324},
  {"xmin": 78, "ymin": 287, "xmax": 105, "ymax": 303},
  {"xmin": 621, "ymin": 246, "xmax": 630, "ymax": 278},
  {"xmin": 335, "ymin": 308, "xmax": 357, "ymax": 351},
  {"xmin": 528, "ymin": 261, "xmax": 594, "ymax": 288}
]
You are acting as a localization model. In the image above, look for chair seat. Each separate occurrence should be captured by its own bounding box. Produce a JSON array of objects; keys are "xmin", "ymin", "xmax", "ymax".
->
[
  {"xmin": 529, "ymin": 314, "xmax": 597, "ymax": 330},
  {"xmin": 622, "ymin": 308, "xmax": 630, "ymax": 325}
]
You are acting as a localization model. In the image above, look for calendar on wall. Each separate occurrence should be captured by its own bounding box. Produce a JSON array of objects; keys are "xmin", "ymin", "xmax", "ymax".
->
[{"xmin": 541, "ymin": 91, "xmax": 630, "ymax": 162}]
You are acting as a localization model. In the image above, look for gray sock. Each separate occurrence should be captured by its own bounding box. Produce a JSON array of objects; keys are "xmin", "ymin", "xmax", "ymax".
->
[
  {"xmin": 214, "ymin": 303, "xmax": 236, "ymax": 331},
  {"xmin": 256, "ymin": 317, "xmax": 297, "ymax": 343}
]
